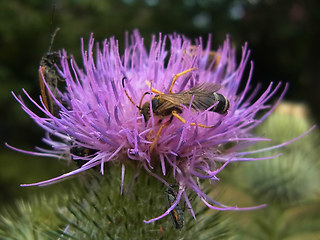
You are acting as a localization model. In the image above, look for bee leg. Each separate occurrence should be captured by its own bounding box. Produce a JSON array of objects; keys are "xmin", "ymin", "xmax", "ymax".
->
[
  {"xmin": 151, "ymin": 88, "xmax": 164, "ymax": 94},
  {"xmin": 207, "ymin": 51, "xmax": 221, "ymax": 70},
  {"xmin": 145, "ymin": 80, "xmax": 164, "ymax": 94},
  {"xmin": 150, "ymin": 116, "xmax": 174, "ymax": 152},
  {"xmin": 148, "ymin": 130, "xmax": 153, "ymax": 142},
  {"xmin": 171, "ymin": 111, "xmax": 212, "ymax": 128},
  {"xmin": 169, "ymin": 67, "xmax": 197, "ymax": 94}
]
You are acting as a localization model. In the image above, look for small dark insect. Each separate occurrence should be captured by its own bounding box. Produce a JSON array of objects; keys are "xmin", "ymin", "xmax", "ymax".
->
[
  {"xmin": 70, "ymin": 146, "xmax": 97, "ymax": 157},
  {"xmin": 39, "ymin": 28, "xmax": 64, "ymax": 117},
  {"xmin": 185, "ymin": 46, "xmax": 221, "ymax": 71},
  {"xmin": 166, "ymin": 185, "xmax": 184, "ymax": 229},
  {"xmin": 70, "ymin": 146, "xmax": 97, "ymax": 167}
]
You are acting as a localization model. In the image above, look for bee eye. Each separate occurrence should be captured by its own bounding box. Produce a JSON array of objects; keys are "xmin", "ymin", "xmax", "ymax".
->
[{"xmin": 151, "ymin": 98, "xmax": 160, "ymax": 109}]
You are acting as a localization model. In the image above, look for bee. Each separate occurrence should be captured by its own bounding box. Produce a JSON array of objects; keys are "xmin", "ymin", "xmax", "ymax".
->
[
  {"xmin": 185, "ymin": 45, "xmax": 221, "ymax": 71},
  {"xmin": 166, "ymin": 185, "xmax": 184, "ymax": 229},
  {"xmin": 39, "ymin": 27, "xmax": 64, "ymax": 117},
  {"xmin": 122, "ymin": 67, "xmax": 230, "ymax": 151},
  {"xmin": 123, "ymin": 68, "xmax": 229, "ymax": 122},
  {"xmin": 139, "ymin": 82, "xmax": 229, "ymax": 123}
]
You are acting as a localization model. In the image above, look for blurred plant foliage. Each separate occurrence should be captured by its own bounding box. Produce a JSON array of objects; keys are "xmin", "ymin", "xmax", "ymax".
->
[{"xmin": 225, "ymin": 102, "xmax": 320, "ymax": 240}]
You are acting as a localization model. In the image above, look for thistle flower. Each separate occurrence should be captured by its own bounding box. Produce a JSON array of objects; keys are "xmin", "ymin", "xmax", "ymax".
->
[{"xmin": 8, "ymin": 30, "xmax": 314, "ymax": 224}]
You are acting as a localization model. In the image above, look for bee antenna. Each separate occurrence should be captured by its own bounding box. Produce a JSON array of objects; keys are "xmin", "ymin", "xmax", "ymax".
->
[
  {"xmin": 138, "ymin": 92, "xmax": 150, "ymax": 110},
  {"xmin": 48, "ymin": 27, "xmax": 60, "ymax": 52},
  {"xmin": 122, "ymin": 77, "xmax": 137, "ymax": 107},
  {"xmin": 121, "ymin": 76, "xmax": 127, "ymax": 88}
]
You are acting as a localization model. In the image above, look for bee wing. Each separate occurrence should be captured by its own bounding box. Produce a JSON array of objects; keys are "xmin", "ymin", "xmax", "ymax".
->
[
  {"xmin": 155, "ymin": 94, "xmax": 187, "ymax": 114},
  {"xmin": 185, "ymin": 82, "xmax": 221, "ymax": 93},
  {"xmin": 181, "ymin": 83, "xmax": 222, "ymax": 111},
  {"xmin": 157, "ymin": 83, "xmax": 222, "ymax": 112}
]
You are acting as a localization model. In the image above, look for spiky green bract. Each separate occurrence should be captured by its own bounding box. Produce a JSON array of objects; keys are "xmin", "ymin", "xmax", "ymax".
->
[
  {"xmin": 52, "ymin": 165, "xmax": 231, "ymax": 240},
  {"xmin": 0, "ymin": 194, "xmax": 67, "ymax": 240},
  {"xmin": 227, "ymin": 102, "xmax": 320, "ymax": 240},
  {"xmin": 0, "ymin": 165, "xmax": 231, "ymax": 240}
]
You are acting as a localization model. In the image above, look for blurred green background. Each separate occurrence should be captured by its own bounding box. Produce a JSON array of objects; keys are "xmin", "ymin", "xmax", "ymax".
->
[{"xmin": 0, "ymin": 0, "xmax": 319, "ymax": 238}]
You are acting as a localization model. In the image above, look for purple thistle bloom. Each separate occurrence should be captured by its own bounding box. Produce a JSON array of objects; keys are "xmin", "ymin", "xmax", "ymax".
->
[{"xmin": 8, "ymin": 30, "xmax": 315, "ymax": 223}]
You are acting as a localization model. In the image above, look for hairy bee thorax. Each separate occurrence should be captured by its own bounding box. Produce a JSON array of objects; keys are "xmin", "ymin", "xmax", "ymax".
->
[{"xmin": 152, "ymin": 95, "xmax": 182, "ymax": 117}]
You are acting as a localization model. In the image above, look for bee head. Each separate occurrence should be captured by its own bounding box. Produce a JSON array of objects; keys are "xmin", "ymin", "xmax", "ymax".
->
[
  {"xmin": 41, "ymin": 52, "xmax": 61, "ymax": 68},
  {"xmin": 139, "ymin": 102, "xmax": 151, "ymax": 123},
  {"xmin": 139, "ymin": 96, "xmax": 163, "ymax": 123}
]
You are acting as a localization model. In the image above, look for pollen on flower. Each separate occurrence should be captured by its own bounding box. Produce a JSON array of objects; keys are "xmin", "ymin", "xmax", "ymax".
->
[{"xmin": 8, "ymin": 30, "xmax": 315, "ymax": 223}]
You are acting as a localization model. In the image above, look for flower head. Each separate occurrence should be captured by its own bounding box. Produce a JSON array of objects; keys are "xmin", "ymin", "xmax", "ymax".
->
[{"xmin": 8, "ymin": 30, "xmax": 315, "ymax": 223}]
